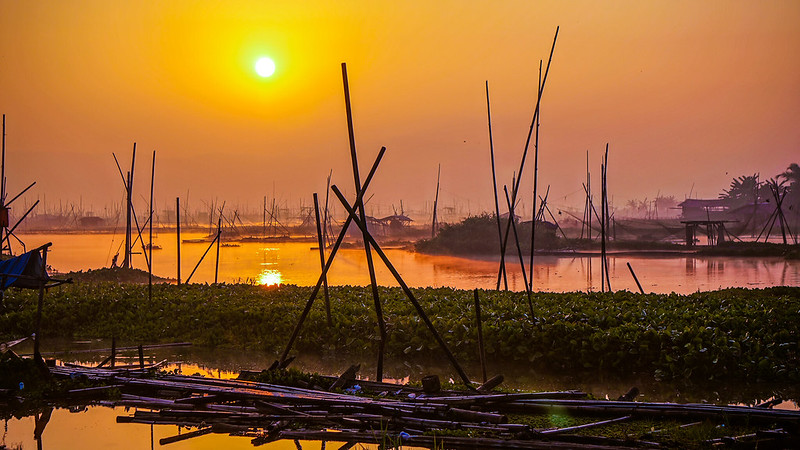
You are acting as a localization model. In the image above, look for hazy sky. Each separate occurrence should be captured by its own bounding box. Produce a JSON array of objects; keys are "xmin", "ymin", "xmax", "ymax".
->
[{"xmin": 1, "ymin": 1, "xmax": 798, "ymax": 218}]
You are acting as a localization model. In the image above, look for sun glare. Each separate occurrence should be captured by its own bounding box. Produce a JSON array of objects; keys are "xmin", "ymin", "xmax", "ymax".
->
[
  {"xmin": 258, "ymin": 269, "xmax": 282, "ymax": 286},
  {"xmin": 255, "ymin": 56, "xmax": 276, "ymax": 78}
]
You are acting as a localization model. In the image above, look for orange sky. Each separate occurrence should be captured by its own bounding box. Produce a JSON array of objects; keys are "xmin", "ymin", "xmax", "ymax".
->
[{"xmin": 1, "ymin": 0, "xmax": 798, "ymax": 218}]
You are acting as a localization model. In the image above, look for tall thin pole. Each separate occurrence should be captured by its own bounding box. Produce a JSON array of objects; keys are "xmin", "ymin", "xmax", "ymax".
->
[
  {"xmin": 314, "ymin": 193, "xmax": 332, "ymax": 327},
  {"xmin": 474, "ymin": 289, "xmax": 487, "ymax": 383},
  {"xmin": 486, "ymin": 82, "xmax": 507, "ymax": 291},
  {"xmin": 604, "ymin": 145, "xmax": 612, "ymax": 291},
  {"xmin": 124, "ymin": 172, "xmax": 131, "ymax": 268},
  {"xmin": 280, "ymin": 147, "xmax": 385, "ymax": 366},
  {"xmin": 504, "ymin": 185, "xmax": 534, "ymax": 317},
  {"xmin": 124, "ymin": 143, "xmax": 136, "ymax": 269},
  {"xmin": 341, "ymin": 62, "xmax": 385, "ymax": 381},
  {"xmin": 1, "ymin": 114, "xmax": 6, "ymax": 205},
  {"xmin": 497, "ymin": 27, "xmax": 559, "ymax": 285},
  {"xmin": 1, "ymin": 114, "xmax": 6, "ymax": 254},
  {"xmin": 148, "ymin": 151, "xmax": 155, "ymax": 300},
  {"xmin": 528, "ymin": 61, "xmax": 543, "ymax": 291},
  {"xmin": 262, "ymin": 196, "xmax": 267, "ymax": 238},
  {"xmin": 586, "ymin": 151, "xmax": 592, "ymax": 239},
  {"xmin": 323, "ymin": 170, "xmax": 332, "ymax": 248},
  {"xmin": 176, "ymin": 197, "xmax": 181, "ymax": 285},
  {"xmin": 432, "ymin": 164, "xmax": 441, "ymax": 238},
  {"xmin": 600, "ymin": 162, "xmax": 606, "ymax": 293},
  {"xmin": 214, "ymin": 216, "xmax": 222, "ymax": 284},
  {"xmin": 33, "ymin": 246, "xmax": 49, "ymax": 365}
]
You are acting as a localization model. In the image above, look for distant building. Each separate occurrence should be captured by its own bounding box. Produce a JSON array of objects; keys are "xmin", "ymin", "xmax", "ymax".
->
[{"xmin": 677, "ymin": 199, "xmax": 729, "ymax": 221}]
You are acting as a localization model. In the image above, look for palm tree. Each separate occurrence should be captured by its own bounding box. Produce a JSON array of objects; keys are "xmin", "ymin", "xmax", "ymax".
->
[
  {"xmin": 719, "ymin": 174, "xmax": 767, "ymax": 208},
  {"xmin": 779, "ymin": 163, "xmax": 800, "ymax": 216}
]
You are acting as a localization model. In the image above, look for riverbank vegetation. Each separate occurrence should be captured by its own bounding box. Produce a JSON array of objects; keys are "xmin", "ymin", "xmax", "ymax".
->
[{"xmin": 2, "ymin": 283, "xmax": 798, "ymax": 385}]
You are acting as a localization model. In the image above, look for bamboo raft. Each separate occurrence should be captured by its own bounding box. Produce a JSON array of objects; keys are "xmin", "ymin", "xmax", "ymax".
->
[{"xmin": 38, "ymin": 362, "xmax": 800, "ymax": 449}]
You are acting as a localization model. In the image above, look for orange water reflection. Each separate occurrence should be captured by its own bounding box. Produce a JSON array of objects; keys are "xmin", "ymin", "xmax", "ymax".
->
[
  {"xmin": 15, "ymin": 232, "xmax": 800, "ymax": 294},
  {"xmin": 258, "ymin": 269, "xmax": 283, "ymax": 286}
]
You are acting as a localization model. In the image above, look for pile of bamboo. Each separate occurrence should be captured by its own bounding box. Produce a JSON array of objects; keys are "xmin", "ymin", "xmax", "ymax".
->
[{"xmin": 47, "ymin": 363, "xmax": 800, "ymax": 449}]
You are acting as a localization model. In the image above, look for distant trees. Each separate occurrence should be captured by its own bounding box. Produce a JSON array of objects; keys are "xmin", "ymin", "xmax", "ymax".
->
[
  {"xmin": 621, "ymin": 195, "xmax": 679, "ymax": 219},
  {"xmin": 718, "ymin": 174, "xmax": 770, "ymax": 208},
  {"xmin": 718, "ymin": 163, "xmax": 799, "ymax": 218},
  {"xmin": 779, "ymin": 163, "xmax": 800, "ymax": 214}
]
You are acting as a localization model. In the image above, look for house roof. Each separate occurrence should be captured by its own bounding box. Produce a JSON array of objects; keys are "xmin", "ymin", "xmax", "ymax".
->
[{"xmin": 677, "ymin": 198, "xmax": 728, "ymax": 208}]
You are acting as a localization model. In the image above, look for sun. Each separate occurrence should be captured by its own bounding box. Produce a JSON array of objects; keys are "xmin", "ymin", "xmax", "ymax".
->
[{"xmin": 255, "ymin": 57, "xmax": 276, "ymax": 78}]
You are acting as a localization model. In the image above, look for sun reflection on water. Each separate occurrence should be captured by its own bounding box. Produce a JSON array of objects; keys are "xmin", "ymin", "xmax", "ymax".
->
[{"xmin": 258, "ymin": 269, "xmax": 282, "ymax": 286}]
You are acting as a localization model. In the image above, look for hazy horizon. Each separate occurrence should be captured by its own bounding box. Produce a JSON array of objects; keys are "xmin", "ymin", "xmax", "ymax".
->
[{"xmin": 2, "ymin": 1, "xmax": 798, "ymax": 221}]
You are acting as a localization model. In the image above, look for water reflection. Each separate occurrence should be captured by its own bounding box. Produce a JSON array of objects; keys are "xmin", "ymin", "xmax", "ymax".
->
[
  {"xmin": 15, "ymin": 232, "xmax": 800, "ymax": 294},
  {"xmin": 258, "ymin": 269, "xmax": 282, "ymax": 286}
]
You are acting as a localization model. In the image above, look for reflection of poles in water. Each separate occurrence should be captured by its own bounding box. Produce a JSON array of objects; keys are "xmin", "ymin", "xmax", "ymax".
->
[{"xmin": 34, "ymin": 407, "xmax": 53, "ymax": 449}]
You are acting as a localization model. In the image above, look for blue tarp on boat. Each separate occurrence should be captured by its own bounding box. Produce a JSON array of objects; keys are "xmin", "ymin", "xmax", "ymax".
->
[{"xmin": 0, "ymin": 247, "xmax": 49, "ymax": 289}]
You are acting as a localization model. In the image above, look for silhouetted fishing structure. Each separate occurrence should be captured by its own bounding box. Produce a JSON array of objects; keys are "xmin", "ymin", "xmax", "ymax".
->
[{"xmin": 1, "ymin": 114, "xmax": 38, "ymax": 256}]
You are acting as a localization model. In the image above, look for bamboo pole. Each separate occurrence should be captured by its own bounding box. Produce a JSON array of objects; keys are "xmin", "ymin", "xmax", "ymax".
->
[
  {"xmin": 125, "ymin": 144, "xmax": 136, "ymax": 269},
  {"xmin": 176, "ymin": 197, "xmax": 181, "ymax": 285},
  {"xmin": 331, "ymin": 185, "xmax": 474, "ymax": 388},
  {"xmin": 185, "ymin": 232, "xmax": 220, "ymax": 284},
  {"xmin": 528, "ymin": 60, "xmax": 543, "ymax": 291},
  {"xmin": 496, "ymin": 27, "xmax": 559, "ymax": 286},
  {"xmin": 33, "ymin": 244, "xmax": 50, "ymax": 366},
  {"xmin": 148, "ymin": 151, "xmax": 155, "ymax": 300},
  {"xmin": 474, "ymin": 289, "xmax": 487, "ymax": 383},
  {"xmin": 600, "ymin": 161, "xmax": 606, "ymax": 293},
  {"xmin": 603, "ymin": 144, "xmax": 611, "ymax": 291},
  {"xmin": 432, "ymin": 164, "xmax": 441, "ymax": 238},
  {"xmin": 279, "ymin": 147, "xmax": 385, "ymax": 366},
  {"xmin": 341, "ymin": 62, "xmax": 385, "ymax": 382},
  {"xmin": 503, "ymin": 186, "xmax": 534, "ymax": 317},
  {"xmin": 214, "ymin": 216, "xmax": 222, "ymax": 284},
  {"xmin": 313, "ymin": 193, "xmax": 332, "ymax": 327},
  {"xmin": 626, "ymin": 262, "xmax": 645, "ymax": 294},
  {"xmin": 485, "ymin": 82, "xmax": 507, "ymax": 290}
]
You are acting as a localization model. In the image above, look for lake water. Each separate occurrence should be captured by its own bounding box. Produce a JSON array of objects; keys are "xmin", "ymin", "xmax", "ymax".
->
[
  {"xmin": 4, "ymin": 342, "xmax": 798, "ymax": 450},
  {"xmin": 5, "ymin": 232, "xmax": 799, "ymax": 448},
  {"xmin": 17, "ymin": 232, "xmax": 800, "ymax": 294}
]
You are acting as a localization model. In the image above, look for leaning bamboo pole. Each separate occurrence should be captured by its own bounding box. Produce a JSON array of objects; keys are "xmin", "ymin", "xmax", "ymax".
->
[
  {"xmin": 528, "ymin": 61, "xmax": 543, "ymax": 292},
  {"xmin": 313, "ymin": 192, "xmax": 332, "ymax": 327},
  {"xmin": 496, "ymin": 27, "xmax": 559, "ymax": 289},
  {"xmin": 485, "ymin": 81, "xmax": 508, "ymax": 290}
]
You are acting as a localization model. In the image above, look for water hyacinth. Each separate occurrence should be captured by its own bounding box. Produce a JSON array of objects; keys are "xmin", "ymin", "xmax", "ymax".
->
[{"xmin": 1, "ymin": 283, "xmax": 797, "ymax": 382}]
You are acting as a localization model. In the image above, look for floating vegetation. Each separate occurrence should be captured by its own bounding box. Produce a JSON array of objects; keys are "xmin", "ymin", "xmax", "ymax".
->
[{"xmin": 2, "ymin": 284, "xmax": 798, "ymax": 384}]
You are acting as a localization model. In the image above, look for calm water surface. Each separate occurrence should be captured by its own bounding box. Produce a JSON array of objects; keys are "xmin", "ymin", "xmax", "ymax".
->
[
  {"xmin": 6, "ymin": 232, "xmax": 799, "ymax": 448},
  {"xmin": 18, "ymin": 232, "xmax": 800, "ymax": 294},
  {"xmin": 4, "ymin": 342, "xmax": 798, "ymax": 450}
]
